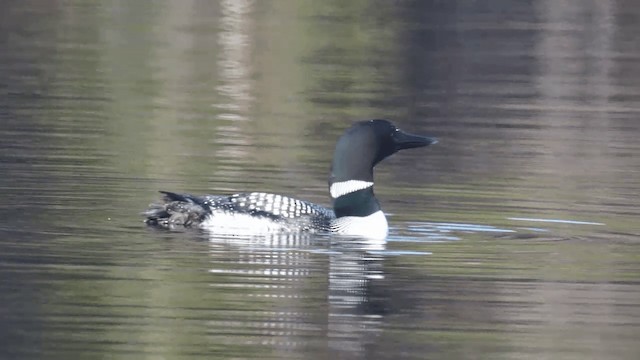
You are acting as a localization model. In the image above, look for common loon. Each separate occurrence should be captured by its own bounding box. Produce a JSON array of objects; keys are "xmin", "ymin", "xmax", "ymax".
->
[{"xmin": 144, "ymin": 119, "xmax": 437, "ymax": 239}]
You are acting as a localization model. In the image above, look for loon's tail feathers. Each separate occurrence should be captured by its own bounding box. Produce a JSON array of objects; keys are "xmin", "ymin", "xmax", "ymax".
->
[{"xmin": 144, "ymin": 191, "xmax": 211, "ymax": 229}]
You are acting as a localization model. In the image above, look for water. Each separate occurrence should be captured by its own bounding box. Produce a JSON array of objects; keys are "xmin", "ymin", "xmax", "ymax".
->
[{"xmin": 1, "ymin": 1, "xmax": 640, "ymax": 359}]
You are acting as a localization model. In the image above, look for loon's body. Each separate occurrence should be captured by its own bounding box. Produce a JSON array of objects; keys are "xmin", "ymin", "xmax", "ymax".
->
[{"xmin": 145, "ymin": 119, "xmax": 436, "ymax": 239}]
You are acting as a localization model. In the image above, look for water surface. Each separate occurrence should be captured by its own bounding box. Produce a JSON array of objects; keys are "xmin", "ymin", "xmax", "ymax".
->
[{"xmin": 1, "ymin": 1, "xmax": 639, "ymax": 359}]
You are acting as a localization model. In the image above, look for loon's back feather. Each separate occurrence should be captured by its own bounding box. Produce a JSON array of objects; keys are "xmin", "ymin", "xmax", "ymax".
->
[{"xmin": 145, "ymin": 191, "xmax": 335, "ymax": 232}]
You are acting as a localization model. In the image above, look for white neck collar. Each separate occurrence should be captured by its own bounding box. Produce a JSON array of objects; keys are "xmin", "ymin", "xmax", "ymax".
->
[{"xmin": 329, "ymin": 180, "xmax": 374, "ymax": 198}]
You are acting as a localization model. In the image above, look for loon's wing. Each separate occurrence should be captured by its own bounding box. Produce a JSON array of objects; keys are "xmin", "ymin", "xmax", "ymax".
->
[{"xmin": 144, "ymin": 191, "xmax": 334, "ymax": 231}]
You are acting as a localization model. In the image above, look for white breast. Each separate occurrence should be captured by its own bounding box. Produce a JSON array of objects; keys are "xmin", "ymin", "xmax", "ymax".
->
[{"xmin": 329, "ymin": 210, "xmax": 388, "ymax": 239}]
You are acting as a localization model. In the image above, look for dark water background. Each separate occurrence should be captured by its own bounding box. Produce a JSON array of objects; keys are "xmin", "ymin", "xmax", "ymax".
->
[{"xmin": 1, "ymin": 1, "xmax": 639, "ymax": 359}]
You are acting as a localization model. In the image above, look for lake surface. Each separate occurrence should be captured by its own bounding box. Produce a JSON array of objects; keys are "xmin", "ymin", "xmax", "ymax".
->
[{"xmin": 1, "ymin": 1, "xmax": 639, "ymax": 359}]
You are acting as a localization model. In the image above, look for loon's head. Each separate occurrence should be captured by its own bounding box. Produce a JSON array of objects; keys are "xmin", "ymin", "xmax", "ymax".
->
[{"xmin": 329, "ymin": 119, "xmax": 437, "ymax": 189}]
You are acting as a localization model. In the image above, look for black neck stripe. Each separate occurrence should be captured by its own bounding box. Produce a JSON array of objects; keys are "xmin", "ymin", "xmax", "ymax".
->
[{"xmin": 333, "ymin": 187, "xmax": 380, "ymax": 218}]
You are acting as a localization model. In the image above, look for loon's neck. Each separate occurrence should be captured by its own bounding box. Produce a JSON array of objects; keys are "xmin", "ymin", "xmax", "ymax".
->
[{"xmin": 330, "ymin": 180, "xmax": 380, "ymax": 218}]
